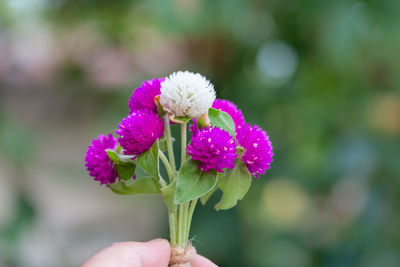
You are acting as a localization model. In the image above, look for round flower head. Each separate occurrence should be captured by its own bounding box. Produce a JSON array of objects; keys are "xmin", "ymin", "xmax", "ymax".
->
[
  {"xmin": 160, "ymin": 71, "xmax": 216, "ymax": 118},
  {"xmin": 129, "ymin": 78, "xmax": 164, "ymax": 113},
  {"xmin": 116, "ymin": 110, "xmax": 164, "ymax": 156},
  {"xmin": 212, "ymin": 99, "xmax": 246, "ymax": 130},
  {"xmin": 237, "ymin": 123, "xmax": 273, "ymax": 177},
  {"xmin": 187, "ymin": 127, "xmax": 237, "ymax": 172},
  {"xmin": 85, "ymin": 134, "xmax": 118, "ymax": 185}
]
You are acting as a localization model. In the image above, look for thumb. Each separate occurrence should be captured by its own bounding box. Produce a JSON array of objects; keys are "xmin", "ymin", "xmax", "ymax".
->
[
  {"xmin": 128, "ymin": 238, "xmax": 171, "ymax": 266},
  {"xmin": 82, "ymin": 238, "xmax": 170, "ymax": 267}
]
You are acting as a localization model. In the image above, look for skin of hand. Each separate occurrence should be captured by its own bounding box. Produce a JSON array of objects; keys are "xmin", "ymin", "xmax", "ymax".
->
[{"xmin": 82, "ymin": 238, "xmax": 217, "ymax": 267}]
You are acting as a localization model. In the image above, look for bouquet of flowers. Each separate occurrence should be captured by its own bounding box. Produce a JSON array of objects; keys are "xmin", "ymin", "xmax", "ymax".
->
[{"xmin": 85, "ymin": 71, "xmax": 273, "ymax": 266}]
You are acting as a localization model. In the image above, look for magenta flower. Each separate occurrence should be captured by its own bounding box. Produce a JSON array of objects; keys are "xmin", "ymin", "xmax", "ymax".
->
[
  {"xmin": 189, "ymin": 118, "xmax": 199, "ymax": 136},
  {"xmin": 116, "ymin": 110, "xmax": 164, "ymax": 156},
  {"xmin": 85, "ymin": 134, "xmax": 118, "ymax": 185},
  {"xmin": 187, "ymin": 127, "xmax": 237, "ymax": 173},
  {"xmin": 236, "ymin": 123, "xmax": 273, "ymax": 177},
  {"xmin": 212, "ymin": 99, "xmax": 246, "ymax": 130},
  {"xmin": 129, "ymin": 78, "xmax": 164, "ymax": 113}
]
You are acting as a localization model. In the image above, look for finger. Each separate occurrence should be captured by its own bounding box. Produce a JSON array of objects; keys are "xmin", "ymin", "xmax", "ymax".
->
[
  {"xmin": 126, "ymin": 238, "xmax": 171, "ymax": 267},
  {"xmin": 82, "ymin": 243, "xmax": 141, "ymax": 267},
  {"xmin": 191, "ymin": 254, "xmax": 218, "ymax": 267},
  {"xmin": 82, "ymin": 239, "xmax": 170, "ymax": 267}
]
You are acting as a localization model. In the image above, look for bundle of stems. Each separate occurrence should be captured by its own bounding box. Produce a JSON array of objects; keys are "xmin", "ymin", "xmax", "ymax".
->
[{"xmin": 159, "ymin": 115, "xmax": 195, "ymax": 249}]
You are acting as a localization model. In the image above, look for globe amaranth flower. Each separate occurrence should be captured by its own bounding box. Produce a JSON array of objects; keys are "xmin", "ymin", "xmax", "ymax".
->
[
  {"xmin": 236, "ymin": 123, "xmax": 273, "ymax": 177},
  {"xmin": 116, "ymin": 109, "xmax": 164, "ymax": 156},
  {"xmin": 85, "ymin": 134, "xmax": 118, "ymax": 185},
  {"xmin": 160, "ymin": 71, "xmax": 216, "ymax": 118},
  {"xmin": 129, "ymin": 78, "xmax": 164, "ymax": 113},
  {"xmin": 212, "ymin": 99, "xmax": 246, "ymax": 130},
  {"xmin": 187, "ymin": 127, "xmax": 237, "ymax": 172},
  {"xmin": 189, "ymin": 118, "xmax": 199, "ymax": 136}
]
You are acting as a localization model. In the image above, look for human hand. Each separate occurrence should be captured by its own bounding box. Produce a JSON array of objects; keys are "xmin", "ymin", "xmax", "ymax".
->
[{"xmin": 82, "ymin": 238, "xmax": 217, "ymax": 267}]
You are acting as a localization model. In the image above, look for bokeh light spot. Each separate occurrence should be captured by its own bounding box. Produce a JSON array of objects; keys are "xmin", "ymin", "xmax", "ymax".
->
[
  {"xmin": 257, "ymin": 40, "xmax": 298, "ymax": 79},
  {"xmin": 262, "ymin": 177, "xmax": 309, "ymax": 226}
]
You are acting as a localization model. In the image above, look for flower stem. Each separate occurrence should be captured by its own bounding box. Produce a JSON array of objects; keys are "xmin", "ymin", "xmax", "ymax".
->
[
  {"xmin": 177, "ymin": 204, "xmax": 185, "ymax": 246},
  {"xmin": 159, "ymin": 150, "xmax": 174, "ymax": 183},
  {"xmin": 182, "ymin": 201, "xmax": 190, "ymax": 244},
  {"xmin": 164, "ymin": 115, "xmax": 176, "ymax": 173},
  {"xmin": 175, "ymin": 123, "xmax": 192, "ymax": 248},
  {"xmin": 169, "ymin": 210, "xmax": 177, "ymax": 247},
  {"xmin": 174, "ymin": 199, "xmax": 198, "ymax": 248},
  {"xmin": 166, "ymin": 121, "xmax": 196, "ymax": 250},
  {"xmin": 180, "ymin": 122, "xmax": 187, "ymax": 167},
  {"xmin": 186, "ymin": 199, "xmax": 198, "ymax": 242}
]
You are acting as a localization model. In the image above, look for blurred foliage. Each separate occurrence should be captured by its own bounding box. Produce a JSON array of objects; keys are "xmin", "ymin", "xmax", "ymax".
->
[{"xmin": 1, "ymin": 0, "xmax": 400, "ymax": 266}]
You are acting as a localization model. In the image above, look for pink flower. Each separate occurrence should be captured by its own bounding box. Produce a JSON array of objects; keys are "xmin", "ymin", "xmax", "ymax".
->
[
  {"xmin": 187, "ymin": 127, "xmax": 237, "ymax": 172},
  {"xmin": 85, "ymin": 134, "xmax": 118, "ymax": 185},
  {"xmin": 116, "ymin": 110, "xmax": 164, "ymax": 156},
  {"xmin": 237, "ymin": 123, "xmax": 273, "ymax": 177},
  {"xmin": 129, "ymin": 78, "xmax": 164, "ymax": 113}
]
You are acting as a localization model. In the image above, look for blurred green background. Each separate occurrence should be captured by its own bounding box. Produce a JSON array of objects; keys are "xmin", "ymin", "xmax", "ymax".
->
[{"xmin": 1, "ymin": 0, "xmax": 400, "ymax": 266}]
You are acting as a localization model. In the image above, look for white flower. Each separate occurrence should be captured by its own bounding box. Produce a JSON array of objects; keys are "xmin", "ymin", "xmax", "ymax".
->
[{"xmin": 160, "ymin": 71, "xmax": 216, "ymax": 118}]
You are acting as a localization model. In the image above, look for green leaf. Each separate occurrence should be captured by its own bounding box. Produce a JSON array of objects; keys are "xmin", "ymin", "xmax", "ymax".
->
[
  {"xmin": 106, "ymin": 149, "xmax": 121, "ymax": 164},
  {"xmin": 137, "ymin": 142, "xmax": 159, "ymax": 179},
  {"xmin": 200, "ymin": 186, "xmax": 217, "ymax": 205},
  {"xmin": 161, "ymin": 181, "xmax": 178, "ymax": 212},
  {"xmin": 174, "ymin": 116, "xmax": 191, "ymax": 123},
  {"xmin": 106, "ymin": 148, "xmax": 136, "ymax": 164},
  {"xmin": 215, "ymin": 160, "xmax": 252, "ymax": 210},
  {"xmin": 197, "ymin": 117, "xmax": 207, "ymax": 128},
  {"xmin": 208, "ymin": 108, "xmax": 235, "ymax": 138},
  {"xmin": 116, "ymin": 162, "xmax": 136, "ymax": 181},
  {"xmin": 175, "ymin": 159, "xmax": 218, "ymax": 204},
  {"xmin": 134, "ymin": 165, "xmax": 150, "ymax": 179},
  {"xmin": 115, "ymin": 145, "xmax": 123, "ymax": 153},
  {"xmin": 109, "ymin": 177, "xmax": 161, "ymax": 195},
  {"xmin": 107, "ymin": 149, "xmax": 136, "ymax": 181}
]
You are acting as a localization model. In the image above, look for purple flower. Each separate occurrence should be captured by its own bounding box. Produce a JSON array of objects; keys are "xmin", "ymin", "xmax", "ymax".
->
[
  {"xmin": 129, "ymin": 78, "xmax": 164, "ymax": 113},
  {"xmin": 116, "ymin": 110, "xmax": 164, "ymax": 156},
  {"xmin": 85, "ymin": 134, "xmax": 118, "ymax": 185},
  {"xmin": 212, "ymin": 99, "xmax": 246, "ymax": 130},
  {"xmin": 236, "ymin": 123, "xmax": 273, "ymax": 177},
  {"xmin": 187, "ymin": 127, "xmax": 237, "ymax": 173},
  {"xmin": 189, "ymin": 118, "xmax": 199, "ymax": 136}
]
